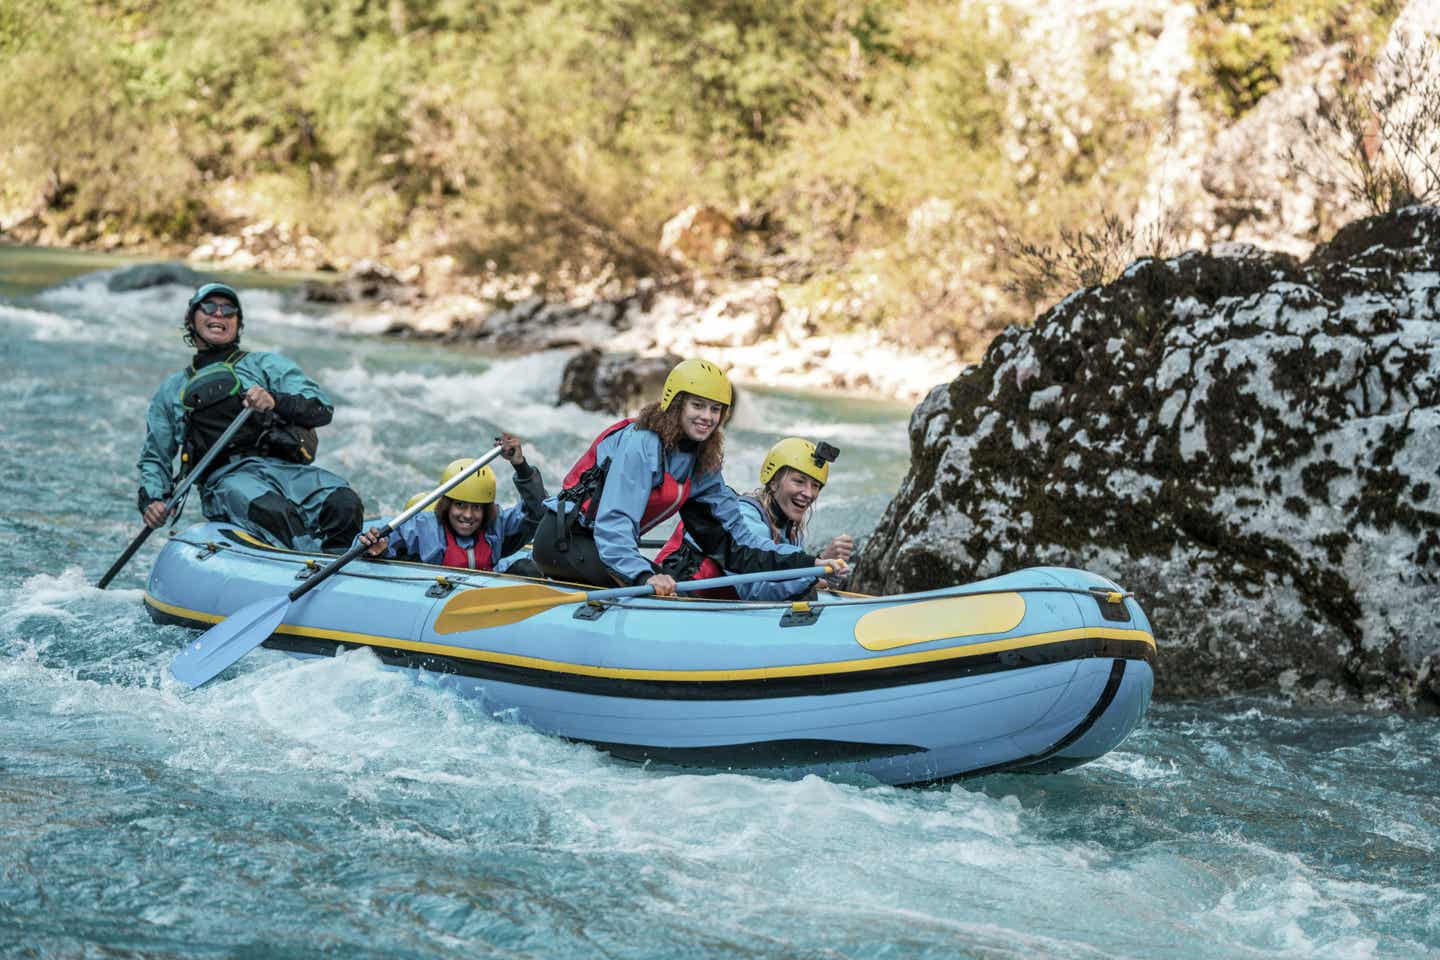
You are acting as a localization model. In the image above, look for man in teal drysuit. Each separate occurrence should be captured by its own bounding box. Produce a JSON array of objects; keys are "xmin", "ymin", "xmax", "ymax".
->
[{"xmin": 136, "ymin": 283, "xmax": 364, "ymax": 551}]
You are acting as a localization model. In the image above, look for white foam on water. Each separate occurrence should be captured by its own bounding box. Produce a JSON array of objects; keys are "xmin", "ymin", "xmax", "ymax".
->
[
  {"xmin": 320, "ymin": 350, "xmax": 613, "ymax": 440},
  {"xmin": 744, "ymin": 416, "xmax": 910, "ymax": 452},
  {"xmin": 1202, "ymin": 837, "xmax": 1429, "ymax": 959},
  {"xmin": 1, "ymin": 566, "xmax": 144, "ymax": 626},
  {"xmin": 0, "ymin": 303, "xmax": 90, "ymax": 342},
  {"xmin": 1088, "ymin": 751, "xmax": 1182, "ymax": 782}
]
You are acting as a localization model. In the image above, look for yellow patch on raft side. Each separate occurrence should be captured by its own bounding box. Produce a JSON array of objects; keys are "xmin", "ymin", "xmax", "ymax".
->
[{"xmin": 854, "ymin": 593, "xmax": 1028, "ymax": 650}]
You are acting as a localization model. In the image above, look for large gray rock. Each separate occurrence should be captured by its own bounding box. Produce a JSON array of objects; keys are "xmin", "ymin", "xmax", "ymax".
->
[
  {"xmin": 557, "ymin": 349, "xmax": 682, "ymax": 415},
  {"xmin": 103, "ymin": 262, "xmax": 208, "ymax": 292},
  {"xmin": 854, "ymin": 206, "xmax": 1440, "ymax": 709}
]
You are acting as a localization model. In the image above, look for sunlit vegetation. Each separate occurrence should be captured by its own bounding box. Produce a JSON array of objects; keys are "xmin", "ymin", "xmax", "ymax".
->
[{"xmin": 0, "ymin": 0, "xmax": 1404, "ymax": 348}]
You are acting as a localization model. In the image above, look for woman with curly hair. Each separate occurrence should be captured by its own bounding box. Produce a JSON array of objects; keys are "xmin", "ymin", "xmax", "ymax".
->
[{"xmin": 534, "ymin": 359, "xmax": 830, "ymax": 595}]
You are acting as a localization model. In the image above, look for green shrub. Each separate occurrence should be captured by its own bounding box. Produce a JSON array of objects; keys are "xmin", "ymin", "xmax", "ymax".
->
[{"xmin": 1192, "ymin": 0, "xmax": 1401, "ymax": 118}]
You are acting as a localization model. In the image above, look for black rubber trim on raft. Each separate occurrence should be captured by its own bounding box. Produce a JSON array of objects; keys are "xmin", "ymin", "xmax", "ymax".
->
[
  {"xmin": 146, "ymin": 591, "xmax": 1153, "ymax": 700},
  {"xmin": 148, "ymin": 601, "xmax": 1134, "ymax": 785},
  {"xmin": 262, "ymin": 633, "xmax": 1151, "ymax": 701},
  {"xmin": 546, "ymin": 662, "xmax": 1128, "ymax": 784},
  {"xmin": 576, "ymin": 737, "xmax": 925, "ymax": 769},
  {"xmin": 911, "ymin": 659, "xmax": 1129, "ymax": 786}
]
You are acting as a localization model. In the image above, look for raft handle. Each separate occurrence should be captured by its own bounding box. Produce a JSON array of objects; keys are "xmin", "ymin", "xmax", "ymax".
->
[
  {"xmin": 294, "ymin": 558, "xmax": 321, "ymax": 581},
  {"xmin": 195, "ymin": 541, "xmax": 229, "ymax": 562},
  {"xmin": 780, "ymin": 601, "xmax": 821, "ymax": 628},
  {"xmin": 573, "ymin": 601, "xmax": 608, "ymax": 622},
  {"xmin": 1089, "ymin": 587, "xmax": 1132, "ymax": 623},
  {"xmin": 427, "ymin": 576, "xmax": 458, "ymax": 598}
]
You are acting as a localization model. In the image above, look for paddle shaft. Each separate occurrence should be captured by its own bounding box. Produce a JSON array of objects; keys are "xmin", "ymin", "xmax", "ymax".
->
[
  {"xmin": 98, "ymin": 407, "xmax": 257, "ymax": 589},
  {"xmin": 476, "ymin": 563, "xmax": 835, "ymax": 616},
  {"xmin": 289, "ymin": 444, "xmax": 506, "ymax": 603}
]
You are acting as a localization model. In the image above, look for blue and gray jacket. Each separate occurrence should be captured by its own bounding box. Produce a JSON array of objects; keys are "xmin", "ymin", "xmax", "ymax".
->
[
  {"xmin": 363, "ymin": 463, "xmax": 547, "ymax": 573},
  {"xmin": 544, "ymin": 423, "xmax": 809, "ymax": 584}
]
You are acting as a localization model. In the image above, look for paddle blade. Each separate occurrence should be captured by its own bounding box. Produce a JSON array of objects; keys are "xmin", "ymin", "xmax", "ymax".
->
[
  {"xmin": 434, "ymin": 583, "xmax": 583, "ymax": 634},
  {"xmin": 169, "ymin": 596, "xmax": 290, "ymax": 688}
]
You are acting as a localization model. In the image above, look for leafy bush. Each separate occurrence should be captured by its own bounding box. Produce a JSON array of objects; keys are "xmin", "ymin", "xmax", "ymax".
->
[
  {"xmin": 7, "ymin": 0, "xmax": 1390, "ymax": 352},
  {"xmin": 1191, "ymin": 0, "xmax": 1401, "ymax": 118}
]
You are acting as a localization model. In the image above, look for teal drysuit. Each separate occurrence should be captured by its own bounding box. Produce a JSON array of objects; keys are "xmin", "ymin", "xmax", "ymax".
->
[{"xmin": 137, "ymin": 349, "xmax": 362, "ymax": 551}]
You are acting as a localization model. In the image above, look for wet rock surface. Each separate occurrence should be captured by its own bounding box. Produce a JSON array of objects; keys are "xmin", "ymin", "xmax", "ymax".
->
[
  {"xmin": 557, "ymin": 349, "xmax": 682, "ymax": 415},
  {"xmin": 103, "ymin": 262, "xmax": 209, "ymax": 292},
  {"xmin": 853, "ymin": 206, "xmax": 1440, "ymax": 709}
]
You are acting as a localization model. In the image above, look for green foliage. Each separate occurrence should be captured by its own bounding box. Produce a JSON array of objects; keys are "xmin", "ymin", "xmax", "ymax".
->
[
  {"xmin": 1192, "ymin": 0, "xmax": 1401, "ymax": 118},
  {"xmin": 0, "ymin": 0, "xmax": 1166, "ymax": 343}
]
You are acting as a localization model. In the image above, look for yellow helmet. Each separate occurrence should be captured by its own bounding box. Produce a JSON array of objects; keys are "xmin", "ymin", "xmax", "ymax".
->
[
  {"xmin": 439, "ymin": 459, "xmax": 497, "ymax": 504},
  {"xmin": 760, "ymin": 437, "xmax": 837, "ymax": 486},
  {"xmin": 403, "ymin": 492, "xmax": 436, "ymax": 512},
  {"xmin": 660, "ymin": 358, "xmax": 733, "ymax": 411}
]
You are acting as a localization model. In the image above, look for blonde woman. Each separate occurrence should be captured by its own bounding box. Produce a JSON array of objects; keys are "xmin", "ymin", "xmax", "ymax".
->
[{"xmin": 656, "ymin": 437, "xmax": 853, "ymax": 600}]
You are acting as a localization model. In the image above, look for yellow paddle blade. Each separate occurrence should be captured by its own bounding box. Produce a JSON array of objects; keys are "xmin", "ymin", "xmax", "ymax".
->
[{"xmin": 434, "ymin": 583, "xmax": 587, "ymax": 633}]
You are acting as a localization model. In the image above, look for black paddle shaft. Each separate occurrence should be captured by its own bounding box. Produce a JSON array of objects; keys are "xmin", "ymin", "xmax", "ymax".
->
[
  {"xmin": 286, "ymin": 445, "xmax": 504, "ymax": 603},
  {"xmin": 97, "ymin": 527, "xmax": 160, "ymax": 590},
  {"xmin": 287, "ymin": 524, "xmax": 393, "ymax": 603},
  {"xmin": 97, "ymin": 407, "xmax": 256, "ymax": 589}
]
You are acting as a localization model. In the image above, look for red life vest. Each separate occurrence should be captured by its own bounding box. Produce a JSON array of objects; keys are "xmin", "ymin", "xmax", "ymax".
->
[
  {"xmin": 443, "ymin": 524, "xmax": 494, "ymax": 570},
  {"xmin": 656, "ymin": 523, "xmax": 732, "ymax": 598},
  {"xmin": 561, "ymin": 418, "xmax": 692, "ymax": 533},
  {"xmin": 655, "ymin": 496, "xmax": 787, "ymax": 600}
]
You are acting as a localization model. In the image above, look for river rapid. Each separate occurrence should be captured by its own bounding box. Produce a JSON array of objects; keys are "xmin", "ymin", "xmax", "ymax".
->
[{"xmin": 1, "ymin": 249, "xmax": 1436, "ymax": 959}]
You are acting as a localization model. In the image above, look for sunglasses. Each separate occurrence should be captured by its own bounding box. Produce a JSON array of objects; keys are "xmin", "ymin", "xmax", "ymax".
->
[{"xmin": 196, "ymin": 301, "xmax": 240, "ymax": 317}]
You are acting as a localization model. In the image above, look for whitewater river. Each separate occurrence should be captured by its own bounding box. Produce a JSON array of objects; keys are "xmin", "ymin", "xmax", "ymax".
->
[{"xmin": 1, "ymin": 248, "xmax": 1436, "ymax": 958}]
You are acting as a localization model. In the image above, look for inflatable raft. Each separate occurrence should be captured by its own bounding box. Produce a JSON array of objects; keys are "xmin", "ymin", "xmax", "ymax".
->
[{"xmin": 144, "ymin": 522, "xmax": 1157, "ymax": 786}]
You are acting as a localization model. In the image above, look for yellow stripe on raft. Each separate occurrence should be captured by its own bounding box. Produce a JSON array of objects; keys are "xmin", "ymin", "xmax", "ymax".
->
[
  {"xmin": 144, "ymin": 592, "xmax": 1154, "ymax": 684},
  {"xmin": 854, "ymin": 592, "xmax": 1027, "ymax": 650}
]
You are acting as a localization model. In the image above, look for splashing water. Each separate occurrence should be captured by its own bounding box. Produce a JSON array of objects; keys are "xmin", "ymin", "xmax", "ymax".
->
[{"xmin": 1, "ymin": 249, "xmax": 1436, "ymax": 958}]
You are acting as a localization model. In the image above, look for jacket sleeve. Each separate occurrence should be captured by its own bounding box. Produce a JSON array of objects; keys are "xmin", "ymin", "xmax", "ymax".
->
[
  {"xmin": 680, "ymin": 472, "xmax": 815, "ymax": 576},
  {"xmin": 249, "ymin": 353, "xmax": 335, "ymax": 427},
  {"xmin": 729, "ymin": 502, "xmax": 815, "ymax": 601},
  {"xmin": 497, "ymin": 462, "xmax": 548, "ymax": 557},
  {"xmin": 591, "ymin": 429, "xmax": 664, "ymax": 584},
  {"xmin": 352, "ymin": 514, "xmax": 424, "ymax": 560},
  {"xmin": 136, "ymin": 378, "xmax": 182, "ymax": 509}
]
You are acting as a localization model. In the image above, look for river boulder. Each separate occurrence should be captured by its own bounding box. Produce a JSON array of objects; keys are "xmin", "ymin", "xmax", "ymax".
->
[
  {"xmin": 103, "ymin": 262, "xmax": 208, "ymax": 292},
  {"xmin": 557, "ymin": 349, "xmax": 682, "ymax": 415},
  {"xmin": 853, "ymin": 206, "xmax": 1440, "ymax": 710}
]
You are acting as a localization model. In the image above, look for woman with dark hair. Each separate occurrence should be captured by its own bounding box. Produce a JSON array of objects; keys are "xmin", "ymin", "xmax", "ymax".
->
[
  {"xmin": 657, "ymin": 437, "xmax": 853, "ymax": 600},
  {"xmin": 533, "ymin": 359, "xmax": 832, "ymax": 595}
]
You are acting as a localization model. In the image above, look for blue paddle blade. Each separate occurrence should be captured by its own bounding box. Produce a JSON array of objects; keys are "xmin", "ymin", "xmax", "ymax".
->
[{"xmin": 168, "ymin": 595, "xmax": 290, "ymax": 689}]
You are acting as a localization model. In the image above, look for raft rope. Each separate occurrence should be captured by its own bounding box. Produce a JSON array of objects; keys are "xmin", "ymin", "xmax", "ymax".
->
[
  {"xmin": 167, "ymin": 534, "xmax": 1135, "ymax": 612},
  {"xmin": 586, "ymin": 584, "xmax": 1135, "ymax": 612}
]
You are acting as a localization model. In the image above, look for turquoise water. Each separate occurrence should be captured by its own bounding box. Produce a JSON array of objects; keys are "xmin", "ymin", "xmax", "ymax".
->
[{"xmin": 1, "ymin": 250, "xmax": 1436, "ymax": 958}]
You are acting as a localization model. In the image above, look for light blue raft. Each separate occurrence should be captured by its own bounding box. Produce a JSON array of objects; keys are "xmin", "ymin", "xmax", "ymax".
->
[{"xmin": 145, "ymin": 521, "xmax": 1156, "ymax": 786}]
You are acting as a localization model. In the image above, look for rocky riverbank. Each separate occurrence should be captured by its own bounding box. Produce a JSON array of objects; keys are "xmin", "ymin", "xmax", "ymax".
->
[
  {"xmin": 853, "ymin": 206, "xmax": 1440, "ymax": 710},
  {"xmin": 312, "ymin": 269, "xmax": 959, "ymax": 404}
]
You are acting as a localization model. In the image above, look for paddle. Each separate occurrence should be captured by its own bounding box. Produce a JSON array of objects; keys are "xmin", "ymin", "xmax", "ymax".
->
[
  {"xmin": 168, "ymin": 443, "xmax": 508, "ymax": 689},
  {"xmin": 434, "ymin": 563, "xmax": 836, "ymax": 633},
  {"xmin": 98, "ymin": 407, "xmax": 257, "ymax": 589}
]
